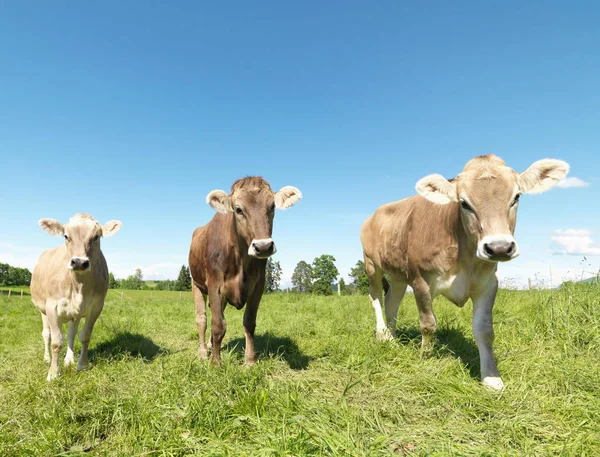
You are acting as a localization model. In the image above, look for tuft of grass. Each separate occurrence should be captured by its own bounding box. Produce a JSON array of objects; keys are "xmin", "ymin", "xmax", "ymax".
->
[{"xmin": 1, "ymin": 285, "xmax": 599, "ymax": 456}]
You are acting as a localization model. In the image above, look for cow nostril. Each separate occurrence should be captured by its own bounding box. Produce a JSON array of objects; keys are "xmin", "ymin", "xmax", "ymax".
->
[
  {"xmin": 81, "ymin": 260, "xmax": 90, "ymax": 269},
  {"xmin": 483, "ymin": 243, "xmax": 494, "ymax": 256},
  {"xmin": 507, "ymin": 242, "xmax": 515, "ymax": 255},
  {"xmin": 267, "ymin": 241, "xmax": 274, "ymax": 252}
]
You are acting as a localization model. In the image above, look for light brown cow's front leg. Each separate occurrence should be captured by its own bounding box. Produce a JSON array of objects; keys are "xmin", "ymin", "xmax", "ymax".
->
[
  {"xmin": 243, "ymin": 279, "xmax": 265, "ymax": 366},
  {"xmin": 78, "ymin": 301, "xmax": 103, "ymax": 371},
  {"xmin": 193, "ymin": 283, "xmax": 209, "ymax": 359},
  {"xmin": 208, "ymin": 288, "xmax": 226, "ymax": 365},
  {"xmin": 412, "ymin": 277, "xmax": 437, "ymax": 352},
  {"xmin": 45, "ymin": 304, "xmax": 63, "ymax": 381}
]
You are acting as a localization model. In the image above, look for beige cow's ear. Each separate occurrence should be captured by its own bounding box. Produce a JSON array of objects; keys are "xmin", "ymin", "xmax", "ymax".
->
[
  {"xmin": 275, "ymin": 186, "xmax": 302, "ymax": 209},
  {"xmin": 102, "ymin": 220, "xmax": 123, "ymax": 237},
  {"xmin": 415, "ymin": 174, "xmax": 458, "ymax": 204},
  {"xmin": 519, "ymin": 159, "xmax": 570, "ymax": 194},
  {"xmin": 39, "ymin": 218, "xmax": 64, "ymax": 236},
  {"xmin": 206, "ymin": 190, "xmax": 233, "ymax": 214}
]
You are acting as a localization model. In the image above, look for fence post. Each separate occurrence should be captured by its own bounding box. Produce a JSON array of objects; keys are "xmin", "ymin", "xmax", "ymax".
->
[
  {"xmin": 528, "ymin": 278, "xmax": 532, "ymax": 290},
  {"xmin": 8, "ymin": 289, "xmax": 11, "ymax": 298},
  {"xmin": 21, "ymin": 289, "xmax": 23, "ymax": 299},
  {"xmin": 179, "ymin": 291, "xmax": 182, "ymax": 300},
  {"xmin": 150, "ymin": 291, "xmax": 153, "ymax": 299},
  {"xmin": 121, "ymin": 292, "xmax": 124, "ymax": 302},
  {"xmin": 337, "ymin": 283, "xmax": 341, "ymax": 297}
]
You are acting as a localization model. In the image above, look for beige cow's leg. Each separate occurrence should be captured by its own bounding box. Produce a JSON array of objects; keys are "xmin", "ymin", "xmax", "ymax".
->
[
  {"xmin": 64, "ymin": 319, "xmax": 81, "ymax": 366},
  {"xmin": 77, "ymin": 304, "xmax": 102, "ymax": 371},
  {"xmin": 412, "ymin": 277, "xmax": 437, "ymax": 351},
  {"xmin": 364, "ymin": 255, "xmax": 391, "ymax": 341},
  {"xmin": 41, "ymin": 313, "xmax": 51, "ymax": 363},
  {"xmin": 45, "ymin": 305, "xmax": 63, "ymax": 381},
  {"xmin": 471, "ymin": 274, "xmax": 504, "ymax": 390},
  {"xmin": 193, "ymin": 283, "xmax": 209, "ymax": 359},
  {"xmin": 384, "ymin": 280, "xmax": 408, "ymax": 338}
]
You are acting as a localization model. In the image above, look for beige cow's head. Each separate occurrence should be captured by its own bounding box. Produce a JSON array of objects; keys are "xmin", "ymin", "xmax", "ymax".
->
[
  {"xmin": 415, "ymin": 154, "xmax": 569, "ymax": 262},
  {"xmin": 206, "ymin": 177, "xmax": 302, "ymax": 259},
  {"xmin": 39, "ymin": 214, "xmax": 122, "ymax": 272}
]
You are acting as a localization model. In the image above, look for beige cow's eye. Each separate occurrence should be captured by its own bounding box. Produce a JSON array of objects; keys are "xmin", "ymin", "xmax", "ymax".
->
[
  {"xmin": 64, "ymin": 234, "xmax": 69, "ymax": 242},
  {"xmin": 93, "ymin": 234, "xmax": 100, "ymax": 242},
  {"xmin": 511, "ymin": 194, "xmax": 521, "ymax": 207},
  {"xmin": 235, "ymin": 206, "xmax": 244, "ymax": 216}
]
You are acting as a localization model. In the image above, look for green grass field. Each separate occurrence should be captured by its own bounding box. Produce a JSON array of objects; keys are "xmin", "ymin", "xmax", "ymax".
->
[{"xmin": 1, "ymin": 284, "xmax": 599, "ymax": 456}]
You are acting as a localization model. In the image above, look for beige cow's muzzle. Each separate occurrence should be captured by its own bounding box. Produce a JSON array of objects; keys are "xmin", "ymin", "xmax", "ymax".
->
[{"xmin": 68, "ymin": 256, "xmax": 91, "ymax": 272}]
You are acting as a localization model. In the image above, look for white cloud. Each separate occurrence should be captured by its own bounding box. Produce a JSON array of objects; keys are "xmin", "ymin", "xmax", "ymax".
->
[
  {"xmin": 556, "ymin": 177, "xmax": 590, "ymax": 189},
  {"xmin": 551, "ymin": 229, "xmax": 600, "ymax": 256}
]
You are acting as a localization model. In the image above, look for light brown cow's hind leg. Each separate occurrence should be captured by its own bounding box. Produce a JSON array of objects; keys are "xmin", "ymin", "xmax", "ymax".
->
[
  {"xmin": 412, "ymin": 277, "xmax": 437, "ymax": 352},
  {"xmin": 364, "ymin": 254, "xmax": 391, "ymax": 341},
  {"xmin": 384, "ymin": 280, "xmax": 408, "ymax": 338},
  {"xmin": 193, "ymin": 283, "xmax": 209, "ymax": 359}
]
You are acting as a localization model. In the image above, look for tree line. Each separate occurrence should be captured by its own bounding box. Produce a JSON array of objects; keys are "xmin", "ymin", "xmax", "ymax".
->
[
  {"xmin": 107, "ymin": 259, "xmax": 371, "ymax": 295},
  {"xmin": 0, "ymin": 263, "xmax": 32, "ymax": 287}
]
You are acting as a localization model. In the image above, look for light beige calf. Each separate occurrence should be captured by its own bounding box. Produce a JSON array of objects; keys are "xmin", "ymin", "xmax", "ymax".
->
[
  {"xmin": 361, "ymin": 155, "xmax": 569, "ymax": 390},
  {"xmin": 31, "ymin": 214, "xmax": 122, "ymax": 380}
]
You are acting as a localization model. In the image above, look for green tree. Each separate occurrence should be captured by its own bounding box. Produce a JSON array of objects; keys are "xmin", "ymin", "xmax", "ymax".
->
[
  {"xmin": 350, "ymin": 260, "xmax": 370, "ymax": 295},
  {"xmin": 175, "ymin": 265, "xmax": 192, "ymax": 291},
  {"xmin": 291, "ymin": 260, "xmax": 312, "ymax": 293},
  {"xmin": 311, "ymin": 255, "xmax": 339, "ymax": 295},
  {"xmin": 264, "ymin": 258, "xmax": 282, "ymax": 293},
  {"xmin": 122, "ymin": 268, "xmax": 144, "ymax": 290},
  {"xmin": 338, "ymin": 278, "xmax": 348, "ymax": 295},
  {"xmin": 108, "ymin": 272, "xmax": 118, "ymax": 289}
]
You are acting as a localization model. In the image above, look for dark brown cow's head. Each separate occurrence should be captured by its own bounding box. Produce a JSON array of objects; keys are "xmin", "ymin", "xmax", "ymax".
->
[
  {"xmin": 415, "ymin": 155, "xmax": 569, "ymax": 262},
  {"xmin": 206, "ymin": 177, "xmax": 302, "ymax": 259}
]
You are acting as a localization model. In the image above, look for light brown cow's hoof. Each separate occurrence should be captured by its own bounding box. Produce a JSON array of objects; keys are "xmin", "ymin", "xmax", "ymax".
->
[
  {"xmin": 198, "ymin": 348, "xmax": 209, "ymax": 360},
  {"xmin": 376, "ymin": 328, "xmax": 394, "ymax": 342},
  {"xmin": 244, "ymin": 359, "xmax": 256, "ymax": 367},
  {"xmin": 46, "ymin": 370, "xmax": 59, "ymax": 381}
]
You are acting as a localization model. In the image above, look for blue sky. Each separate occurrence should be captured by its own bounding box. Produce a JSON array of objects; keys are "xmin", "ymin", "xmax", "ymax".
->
[{"xmin": 1, "ymin": 1, "xmax": 599, "ymax": 287}]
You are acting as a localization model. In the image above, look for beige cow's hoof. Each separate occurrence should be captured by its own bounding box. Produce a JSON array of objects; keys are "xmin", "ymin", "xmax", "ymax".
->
[
  {"xmin": 244, "ymin": 359, "xmax": 256, "ymax": 367},
  {"xmin": 44, "ymin": 354, "xmax": 51, "ymax": 363},
  {"xmin": 77, "ymin": 362, "xmax": 90, "ymax": 372},
  {"xmin": 482, "ymin": 376, "xmax": 505, "ymax": 391},
  {"xmin": 376, "ymin": 328, "xmax": 394, "ymax": 342},
  {"xmin": 198, "ymin": 347, "xmax": 209, "ymax": 360},
  {"xmin": 46, "ymin": 370, "xmax": 59, "ymax": 381}
]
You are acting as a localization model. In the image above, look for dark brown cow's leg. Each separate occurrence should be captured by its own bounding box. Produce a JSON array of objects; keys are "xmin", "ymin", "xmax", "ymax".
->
[
  {"xmin": 193, "ymin": 283, "xmax": 209, "ymax": 359},
  {"xmin": 208, "ymin": 288, "xmax": 226, "ymax": 365},
  {"xmin": 412, "ymin": 276, "xmax": 437, "ymax": 351},
  {"xmin": 243, "ymin": 281, "xmax": 264, "ymax": 365}
]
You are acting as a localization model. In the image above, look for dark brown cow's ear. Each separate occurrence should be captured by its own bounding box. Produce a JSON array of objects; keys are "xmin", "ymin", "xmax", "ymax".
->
[
  {"xmin": 39, "ymin": 218, "xmax": 64, "ymax": 236},
  {"xmin": 102, "ymin": 220, "xmax": 123, "ymax": 237},
  {"xmin": 275, "ymin": 186, "xmax": 302, "ymax": 209},
  {"xmin": 519, "ymin": 159, "xmax": 570, "ymax": 194},
  {"xmin": 206, "ymin": 190, "xmax": 233, "ymax": 214},
  {"xmin": 415, "ymin": 174, "xmax": 458, "ymax": 205}
]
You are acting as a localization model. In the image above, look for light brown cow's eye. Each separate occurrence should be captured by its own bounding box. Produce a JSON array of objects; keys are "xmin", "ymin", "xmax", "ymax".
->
[
  {"xmin": 268, "ymin": 204, "xmax": 275, "ymax": 213},
  {"xmin": 64, "ymin": 234, "xmax": 69, "ymax": 242},
  {"xmin": 460, "ymin": 200, "xmax": 474, "ymax": 213},
  {"xmin": 93, "ymin": 235, "xmax": 100, "ymax": 242},
  {"xmin": 235, "ymin": 207, "xmax": 244, "ymax": 215}
]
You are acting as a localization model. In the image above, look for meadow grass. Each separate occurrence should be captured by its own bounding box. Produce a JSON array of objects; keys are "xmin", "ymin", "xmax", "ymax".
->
[{"xmin": 1, "ymin": 284, "xmax": 599, "ymax": 456}]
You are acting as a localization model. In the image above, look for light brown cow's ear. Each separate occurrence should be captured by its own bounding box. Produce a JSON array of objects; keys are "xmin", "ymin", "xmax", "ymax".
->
[
  {"xmin": 206, "ymin": 190, "xmax": 233, "ymax": 214},
  {"xmin": 275, "ymin": 186, "xmax": 302, "ymax": 209},
  {"xmin": 519, "ymin": 159, "xmax": 570, "ymax": 194},
  {"xmin": 39, "ymin": 218, "xmax": 64, "ymax": 236},
  {"xmin": 102, "ymin": 220, "xmax": 123, "ymax": 237},
  {"xmin": 415, "ymin": 174, "xmax": 458, "ymax": 205}
]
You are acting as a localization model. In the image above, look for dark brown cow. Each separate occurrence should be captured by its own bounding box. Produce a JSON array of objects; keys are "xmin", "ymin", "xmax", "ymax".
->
[{"xmin": 188, "ymin": 177, "xmax": 302, "ymax": 365}]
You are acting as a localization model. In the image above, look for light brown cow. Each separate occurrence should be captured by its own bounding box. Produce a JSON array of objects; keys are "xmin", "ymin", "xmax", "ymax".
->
[
  {"xmin": 31, "ymin": 214, "xmax": 122, "ymax": 380},
  {"xmin": 361, "ymin": 155, "xmax": 569, "ymax": 390},
  {"xmin": 189, "ymin": 177, "xmax": 301, "ymax": 365}
]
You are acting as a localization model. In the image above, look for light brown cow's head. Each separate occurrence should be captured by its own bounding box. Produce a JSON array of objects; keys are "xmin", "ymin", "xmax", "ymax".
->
[
  {"xmin": 415, "ymin": 154, "xmax": 569, "ymax": 262},
  {"xmin": 206, "ymin": 177, "xmax": 302, "ymax": 259},
  {"xmin": 39, "ymin": 214, "xmax": 122, "ymax": 272}
]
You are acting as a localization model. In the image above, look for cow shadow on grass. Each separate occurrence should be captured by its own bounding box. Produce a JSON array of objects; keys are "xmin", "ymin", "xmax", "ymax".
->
[
  {"xmin": 225, "ymin": 331, "xmax": 311, "ymax": 370},
  {"xmin": 89, "ymin": 332, "xmax": 166, "ymax": 363},
  {"xmin": 395, "ymin": 325, "xmax": 481, "ymax": 380}
]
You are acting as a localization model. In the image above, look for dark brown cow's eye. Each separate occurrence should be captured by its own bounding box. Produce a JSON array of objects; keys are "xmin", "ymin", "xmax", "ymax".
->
[
  {"xmin": 93, "ymin": 234, "xmax": 100, "ymax": 242},
  {"xmin": 268, "ymin": 204, "xmax": 275, "ymax": 213},
  {"xmin": 511, "ymin": 194, "xmax": 521, "ymax": 207},
  {"xmin": 460, "ymin": 199, "xmax": 474, "ymax": 212}
]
